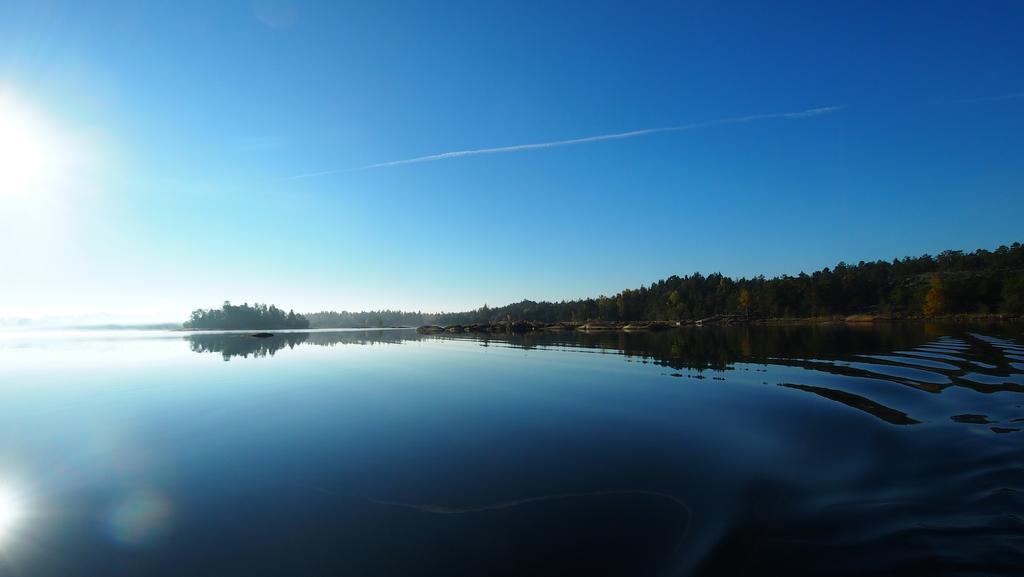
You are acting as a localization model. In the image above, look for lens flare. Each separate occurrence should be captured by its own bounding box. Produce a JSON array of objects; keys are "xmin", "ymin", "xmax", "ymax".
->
[{"xmin": 105, "ymin": 490, "xmax": 173, "ymax": 546}]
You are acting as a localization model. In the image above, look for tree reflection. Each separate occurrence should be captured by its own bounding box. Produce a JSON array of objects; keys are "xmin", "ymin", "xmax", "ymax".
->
[{"xmin": 186, "ymin": 330, "xmax": 412, "ymax": 360}]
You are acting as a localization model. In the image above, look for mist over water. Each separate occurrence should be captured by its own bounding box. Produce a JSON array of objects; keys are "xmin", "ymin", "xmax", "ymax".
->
[{"xmin": 0, "ymin": 323, "xmax": 1021, "ymax": 576}]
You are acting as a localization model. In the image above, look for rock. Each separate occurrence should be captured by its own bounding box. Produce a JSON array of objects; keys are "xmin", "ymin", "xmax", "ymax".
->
[
  {"xmin": 250, "ymin": 332, "xmax": 274, "ymax": 338},
  {"xmin": 844, "ymin": 314, "xmax": 876, "ymax": 323},
  {"xmin": 416, "ymin": 325, "xmax": 446, "ymax": 334},
  {"xmin": 580, "ymin": 322, "xmax": 618, "ymax": 331},
  {"xmin": 509, "ymin": 321, "xmax": 533, "ymax": 333},
  {"xmin": 696, "ymin": 315, "xmax": 749, "ymax": 326}
]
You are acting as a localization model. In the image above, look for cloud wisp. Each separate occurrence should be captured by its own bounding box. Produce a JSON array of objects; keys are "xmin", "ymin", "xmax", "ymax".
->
[{"xmin": 286, "ymin": 105, "xmax": 841, "ymax": 180}]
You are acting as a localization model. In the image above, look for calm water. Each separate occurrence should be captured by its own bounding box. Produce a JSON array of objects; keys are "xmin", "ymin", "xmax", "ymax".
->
[{"xmin": 0, "ymin": 324, "xmax": 1022, "ymax": 576}]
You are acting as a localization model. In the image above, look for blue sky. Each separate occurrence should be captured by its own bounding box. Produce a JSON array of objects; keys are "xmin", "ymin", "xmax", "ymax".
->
[{"xmin": 0, "ymin": 1, "xmax": 1022, "ymax": 321}]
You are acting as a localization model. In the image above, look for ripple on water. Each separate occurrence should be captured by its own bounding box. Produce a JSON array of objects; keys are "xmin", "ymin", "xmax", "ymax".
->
[
  {"xmin": 860, "ymin": 354, "xmax": 960, "ymax": 371},
  {"xmin": 991, "ymin": 427, "xmax": 1021, "ymax": 434},
  {"xmin": 970, "ymin": 334, "xmax": 1024, "ymax": 354},
  {"xmin": 961, "ymin": 372, "xmax": 1024, "ymax": 386},
  {"xmin": 893, "ymin": 349, "xmax": 966, "ymax": 362},
  {"xmin": 971, "ymin": 333, "xmax": 1014, "ymax": 343},
  {"xmin": 951, "ymin": 414, "xmax": 994, "ymax": 424},
  {"xmin": 845, "ymin": 362, "xmax": 952, "ymax": 385},
  {"xmin": 929, "ymin": 337, "xmax": 970, "ymax": 346},
  {"xmin": 915, "ymin": 345, "xmax": 972, "ymax": 356},
  {"xmin": 780, "ymin": 382, "xmax": 920, "ymax": 424}
]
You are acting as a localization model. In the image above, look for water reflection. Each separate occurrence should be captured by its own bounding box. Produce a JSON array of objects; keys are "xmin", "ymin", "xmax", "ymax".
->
[
  {"xmin": 440, "ymin": 325, "xmax": 1024, "ymax": 431},
  {"xmin": 185, "ymin": 324, "xmax": 1024, "ymax": 434},
  {"xmin": 430, "ymin": 324, "xmax": 939, "ymax": 371},
  {"xmin": 187, "ymin": 330, "xmax": 411, "ymax": 360},
  {"xmin": 1, "ymin": 324, "xmax": 1022, "ymax": 575},
  {"xmin": 186, "ymin": 325, "xmax": 1024, "ymax": 424},
  {"xmin": 187, "ymin": 324, "xmax": 952, "ymax": 367}
]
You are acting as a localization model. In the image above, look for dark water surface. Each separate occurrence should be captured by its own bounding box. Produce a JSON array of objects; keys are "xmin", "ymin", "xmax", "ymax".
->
[{"xmin": 0, "ymin": 324, "xmax": 1022, "ymax": 576}]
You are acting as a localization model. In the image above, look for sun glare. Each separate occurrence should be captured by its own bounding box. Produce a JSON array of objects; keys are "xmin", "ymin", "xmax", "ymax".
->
[
  {"xmin": 0, "ymin": 486, "xmax": 26, "ymax": 546},
  {"xmin": 0, "ymin": 91, "xmax": 64, "ymax": 200}
]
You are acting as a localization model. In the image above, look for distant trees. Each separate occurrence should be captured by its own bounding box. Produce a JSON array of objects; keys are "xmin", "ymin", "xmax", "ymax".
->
[
  {"xmin": 218, "ymin": 243, "xmax": 1023, "ymax": 329},
  {"xmin": 184, "ymin": 302, "xmax": 310, "ymax": 330},
  {"xmin": 1003, "ymin": 275, "xmax": 1024, "ymax": 314},
  {"xmin": 305, "ymin": 310, "xmax": 434, "ymax": 328},
  {"xmin": 412, "ymin": 243, "xmax": 1023, "ymax": 324}
]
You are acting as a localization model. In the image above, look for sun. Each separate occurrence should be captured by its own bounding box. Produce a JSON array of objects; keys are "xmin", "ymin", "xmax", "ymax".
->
[
  {"xmin": 0, "ymin": 90, "xmax": 63, "ymax": 200},
  {"xmin": 0, "ymin": 485, "xmax": 26, "ymax": 546}
]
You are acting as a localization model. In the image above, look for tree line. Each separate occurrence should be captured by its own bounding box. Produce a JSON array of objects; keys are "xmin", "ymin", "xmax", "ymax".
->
[
  {"xmin": 187, "ymin": 243, "xmax": 1023, "ymax": 329},
  {"xmin": 307, "ymin": 243, "xmax": 1023, "ymax": 327},
  {"xmin": 305, "ymin": 310, "xmax": 435, "ymax": 328},
  {"xmin": 184, "ymin": 302, "xmax": 310, "ymax": 330}
]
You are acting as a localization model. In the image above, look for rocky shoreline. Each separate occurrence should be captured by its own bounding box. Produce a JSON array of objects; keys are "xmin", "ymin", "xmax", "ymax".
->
[
  {"xmin": 418, "ymin": 319, "xmax": 706, "ymax": 334},
  {"xmin": 416, "ymin": 313, "xmax": 1022, "ymax": 334}
]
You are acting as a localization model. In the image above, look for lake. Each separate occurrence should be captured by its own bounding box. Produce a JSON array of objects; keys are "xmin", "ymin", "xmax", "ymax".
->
[{"xmin": 0, "ymin": 324, "xmax": 1021, "ymax": 576}]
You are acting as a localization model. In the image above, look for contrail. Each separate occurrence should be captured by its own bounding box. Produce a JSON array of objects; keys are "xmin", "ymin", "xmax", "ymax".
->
[
  {"xmin": 942, "ymin": 91, "xmax": 1024, "ymax": 105},
  {"xmin": 285, "ymin": 105, "xmax": 841, "ymax": 180}
]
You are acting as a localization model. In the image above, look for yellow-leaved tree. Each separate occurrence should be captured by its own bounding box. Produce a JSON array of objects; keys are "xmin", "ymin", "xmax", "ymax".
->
[
  {"xmin": 738, "ymin": 289, "xmax": 751, "ymax": 316},
  {"xmin": 923, "ymin": 279, "xmax": 946, "ymax": 316}
]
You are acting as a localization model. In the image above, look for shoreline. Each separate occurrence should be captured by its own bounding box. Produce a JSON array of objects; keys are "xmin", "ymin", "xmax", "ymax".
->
[
  {"xmin": 140, "ymin": 315, "xmax": 1021, "ymax": 336},
  {"xmin": 416, "ymin": 314, "xmax": 1023, "ymax": 334}
]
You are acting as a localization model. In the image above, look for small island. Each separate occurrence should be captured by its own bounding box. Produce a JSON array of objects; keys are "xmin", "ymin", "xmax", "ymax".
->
[{"xmin": 184, "ymin": 302, "xmax": 310, "ymax": 331}]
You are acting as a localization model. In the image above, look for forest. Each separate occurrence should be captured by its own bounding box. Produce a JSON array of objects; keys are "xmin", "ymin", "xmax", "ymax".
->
[
  {"xmin": 184, "ymin": 302, "xmax": 310, "ymax": 330},
  {"xmin": 305, "ymin": 243, "xmax": 1024, "ymax": 327}
]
